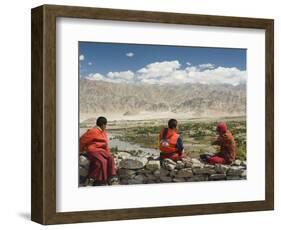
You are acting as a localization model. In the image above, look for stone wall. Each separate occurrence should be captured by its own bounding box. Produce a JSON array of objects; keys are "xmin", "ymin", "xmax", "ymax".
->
[{"xmin": 79, "ymin": 152, "xmax": 247, "ymax": 186}]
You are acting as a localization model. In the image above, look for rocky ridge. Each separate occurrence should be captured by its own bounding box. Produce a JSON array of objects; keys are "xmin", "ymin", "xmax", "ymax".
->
[{"xmin": 80, "ymin": 79, "xmax": 246, "ymax": 117}]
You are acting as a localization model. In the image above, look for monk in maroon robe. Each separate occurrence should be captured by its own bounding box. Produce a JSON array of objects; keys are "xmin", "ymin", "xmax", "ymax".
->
[
  {"xmin": 207, "ymin": 122, "xmax": 237, "ymax": 164},
  {"xmin": 80, "ymin": 117, "xmax": 116, "ymax": 185}
]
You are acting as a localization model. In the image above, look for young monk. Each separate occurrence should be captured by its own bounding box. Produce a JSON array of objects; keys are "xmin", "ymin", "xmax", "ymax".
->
[
  {"xmin": 80, "ymin": 116, "xmax": 116, "ymax": 185},
  {"xmin": 206, "ymin": 122, "xmax": 237, "ymax": 165},
  {"xmin": 159, "ymin": 119, "xmax": 184, "ymax": 162}
]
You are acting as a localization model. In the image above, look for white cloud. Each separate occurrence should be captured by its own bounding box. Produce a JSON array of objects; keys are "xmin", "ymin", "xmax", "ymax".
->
[
  {"xmin": 79, "ymin": 54, "xmax": 85, "ymax": 61},
  {"xmin": 83, "ymin": 60, "xmax": 246, "ymax": 86},
  {"xmin": 126, "ymin": 52, "xmax": 134, "ymax": 57},
  {"xmin": 107, "ymin": 70, "xmax": 135, "ymax": 83},
  {"xmin": 184, "ymin": 66, "xmax": 246, "ymax": 85},
  {"xmin": 137, "ymin": 60, "xmax": 181, "ymax": 80},
  {"xmin": 198, "ymin": 63, "xmax": 216, "ymax": 70},
  {"xmin": 85, "ymin": 73, "xmax": 105, "ymax": 81},
  {"xmin": 88, "ymin": 62, "xmax": 92, "ymax": 66},
  {"xmin": 186, "ymin": 62, "xmax": 192, "ymax": 66}
]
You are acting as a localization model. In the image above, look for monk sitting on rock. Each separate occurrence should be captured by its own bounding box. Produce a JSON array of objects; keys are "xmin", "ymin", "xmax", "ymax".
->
[
  {"xmin": 159, "ymin": 119, "xmax": 184, "ymax": 162},
  {"xmin": 80, "ymin": 116, "xmax": 116, "ymax": 186},
  {"xmin": 201, "ymin": 122, "xmax": 237, "ymax": 165}
]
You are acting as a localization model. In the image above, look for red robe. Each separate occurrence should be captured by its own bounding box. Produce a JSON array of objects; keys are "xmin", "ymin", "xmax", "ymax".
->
[
  {"xmin": 80, "ymin": 127, "xmax": 116, "ymax": 183},
  {"xmin": 212, "ymin": 130, "xmax": 237, "ymax": 164}
]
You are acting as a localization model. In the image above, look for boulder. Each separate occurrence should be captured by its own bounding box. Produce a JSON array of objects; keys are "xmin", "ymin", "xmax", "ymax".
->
[
  {"xmin": 145, "ymin": 160, "xmax": 160, "ymax": 171},
  {"xmin": 119, "ymin": 156, "xmax": 148, "ymax": 169},
  {"xmin": 176, "ymin": 168, "xmax": 193, "ymax": 178}
]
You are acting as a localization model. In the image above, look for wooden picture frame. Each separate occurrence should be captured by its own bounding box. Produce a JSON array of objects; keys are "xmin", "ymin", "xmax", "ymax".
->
[{"xmin": 31, "ymin": 4, "xmax": 274, "ymax": 225}]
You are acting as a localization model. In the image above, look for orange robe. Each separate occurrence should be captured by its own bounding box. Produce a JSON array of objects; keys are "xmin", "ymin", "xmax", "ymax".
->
[
  {"xmin": 80, "ymin": 127, "xmax": 116, "ymax": 183},
  {"xmin": 159, "ymin": 128, "xmax": 183, "ymax": 161}
]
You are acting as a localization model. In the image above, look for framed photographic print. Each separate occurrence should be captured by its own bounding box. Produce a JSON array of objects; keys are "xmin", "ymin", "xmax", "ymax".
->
[{"xmin": 31, "ymin": 4, "xmax": 274, "ymax": 225}]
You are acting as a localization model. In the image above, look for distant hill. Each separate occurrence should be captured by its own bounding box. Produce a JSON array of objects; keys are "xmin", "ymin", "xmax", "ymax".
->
[{"xmin": 80, "ymin": 79, "xmax": 246, "ymax": 117}]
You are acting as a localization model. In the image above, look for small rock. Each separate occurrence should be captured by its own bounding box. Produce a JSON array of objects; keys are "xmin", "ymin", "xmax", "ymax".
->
[
  {"xmin": 79, "ymin": 155, "xmax": 90, "ymax": 168},
  {"xmin": 160, "ymin": 176, "xmax": 172, "ymax": 182},
  {"xmin": 226, "ymin": 176, "xmax": 242, "ymax": 180},
  {"xmin": 134, "ymin": 174, "xmax": 146, "ymax": 183},
  {"xmin": 173, "ymin": 178, "xmax": 186, "ymax": 182},
  {"xmin": 163, "ymin": 158, "xmax": 177, "ymax": 165},
  {"xmin": 191, "ymin": 158, "xmax": 202, "ymax": 164},
  {"xmin": 169, "ymin": 169, "xmax": 178, "ymax": 176},
  {"xmin": 117, "ymin": 151, "xmax": 131, "ymax": 159},
  {"xmin": 79, "ymin": 166, "xmax": 88, "ymax": 177},
  {"xmin": 227, "ymin": 166, "xmax": 244, "ymax": 176},
  {"xmin": 176, "ymin": 161, "xmax": 185, "ymax": 169},
  {"xmin": 145, "ymin": 160, "xmax": 160, "ymax": 171},
  {"xmin": 162, "ymin": 162, "xmax": 176, "ymax": 171},
  {"xmin": 215, "ymin": 164, "xmax": 230, "ymax": 174},
  {"xmin": 120, "ymin": 179, "xmax": 129, "ymax": 185},
  {"xmin": 182, "ymin": 158, "xmax": 193, "ymax": 167},
  {"xmin": 186, "ymin": 175, "xmax": 208, "ymax": 182},
  {"xmin": 184, "ymin": 161, "xmax": 193, "ymax": 168},
  {"xmin": 192, "ymin": 162, "xmax": 203, "ymax": 168},
  {"xmin": 119, "ymin": 156, "xmax": 148, "ymax": 169},
  {"xmin": 153, "ymin": 169, "xmax": 161, "ymax": 177},
  {"xmin": 176, "ymin": 168, "xmax": 193, "ymax": 178},
  {"xmin": 193, "ymin": 167, "xmax": 216, "ymax": 175},
  {"xmin": 241, "ymin": 161, "xmax": 247, "ymax": 168},
  {"xmin": 232, "ymin": 159, "xmax": 242, "ymax": 166},
  {"xmin": 160, "ymin": 168, "xmax": 170, "ymax": 176},
  {"xmin": 204, "ymin": 164, "xmax": 215, "ymax": 169},
  {"xmin": 127, "ymin": 178, "xmax": 143, "ymax": 184},
  {"xmin": 241, "ymin": 170, "xmax": 247, "ymax": 178},
  {"xmin": 209, "ymin": 174, "xmax": 226, "ymax": 180},
  {"xmin": 146, "ymin": 174, "xmax": 157, "ymax": 181},
  {"xmin": 117, "ymin": 168, "xmax": 136, "ymax": 179}
]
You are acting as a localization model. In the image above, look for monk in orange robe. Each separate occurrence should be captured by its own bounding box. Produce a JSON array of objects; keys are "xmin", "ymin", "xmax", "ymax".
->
[
  {"xmin": 159, "ymin": 119, "xmax": 184, "ymax": 161},
  {"xmin": 207, "ymin": 122, "xmax": 237, "ymax": 164},
  {"xmin": 80, "ymin": 117, "xmax": 116, "ymax": 185}
]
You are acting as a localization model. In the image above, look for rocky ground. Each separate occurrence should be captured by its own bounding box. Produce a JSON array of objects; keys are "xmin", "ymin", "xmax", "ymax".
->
[{"xmin": 79, "ymin": 151, "xmax": 247, "ymax": 186}]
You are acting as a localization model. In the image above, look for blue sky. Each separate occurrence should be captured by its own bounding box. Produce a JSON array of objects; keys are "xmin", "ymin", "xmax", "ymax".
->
[{"xmin": 79, "ymin": 42, "xmax": 246, "ymax": 85}]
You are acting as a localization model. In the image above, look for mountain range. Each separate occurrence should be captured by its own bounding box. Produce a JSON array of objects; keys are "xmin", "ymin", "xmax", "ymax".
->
[{"xmin": 80, "ymin": 79, "xmax": 246, "ymax": 117}]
